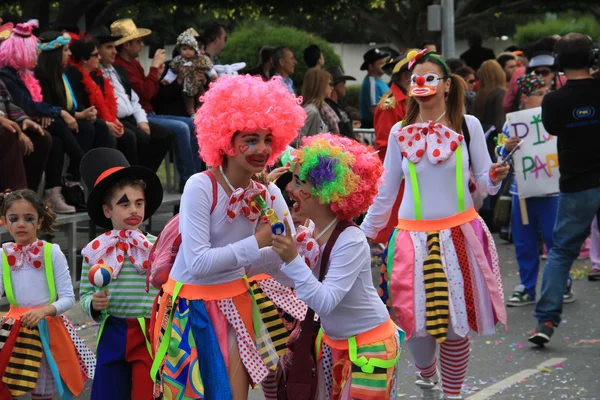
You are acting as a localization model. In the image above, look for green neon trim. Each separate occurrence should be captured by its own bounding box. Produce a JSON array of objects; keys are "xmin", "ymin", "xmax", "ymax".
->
[
  {"xmin": 150, "ymin": 281, "xmax": 183, "ymax": 382},
  {"xmin": 44, "ymin": 243, "xmax": 56, "ymax": 303},
  {"xmin": 315, "ymin": 328, "xmax": 323, "ymax": 358},
  {"xmin": 137, "ymin": 317, "xmax": 153, "ymax": 356},
  {"xmin": 97, "ymin": 318, "xmax": 106, "ymax": 346},
  {"xmin": 348, "ymin": 335, "xmax": 400, "ymax": 374},
  {"xmin": 455, "ymin": 145, "xmax": 465, "ymax": 213},
  {"xmin": 245, "ymin": 276, "xmax": 262, "ymax": 338},
  {"xmin": 386, "ymin": 230, "xmax": 399, "ymax": 323},
  {"xmin": 408, "ymin": 162, "xmax": 422, "ymax": 220},
  {"xmin": 1, "ymin": 250, "xmax": 16, "ymax": 306}
]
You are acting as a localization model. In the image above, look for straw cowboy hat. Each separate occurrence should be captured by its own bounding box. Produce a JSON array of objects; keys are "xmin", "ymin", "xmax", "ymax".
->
[{"xmin": 110, "ymin": 18, "xmax": 151, "ymax": 46}]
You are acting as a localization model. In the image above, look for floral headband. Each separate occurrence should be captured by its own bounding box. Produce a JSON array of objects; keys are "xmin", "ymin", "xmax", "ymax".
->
[
  {"xmin": 38, "ymin": 32, "xmax": 71, "ymax": 52},
  {"xmin": 517, "ymin": 73, "xmax": 545, "ymax": 96},
  {"xmin": 407, "ymin": 48, "xmax": 450, "ymax": 77}
]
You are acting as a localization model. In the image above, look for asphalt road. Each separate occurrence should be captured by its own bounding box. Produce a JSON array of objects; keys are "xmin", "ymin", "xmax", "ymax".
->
[{"xmin": 58, "ymin": 236, "xmax": 600, "ymax": 399}]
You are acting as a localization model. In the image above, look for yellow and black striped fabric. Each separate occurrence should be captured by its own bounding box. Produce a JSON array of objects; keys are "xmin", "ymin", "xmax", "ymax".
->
[
  {"xmin": 2, "ymin": 326, "xmax": 43, "ymax": 396},
  {"xmin": 423, "ymin": 233, "xmax": 449, "ymax": 343},
  {"xmin": 250, "ymin": 281, "xmax": 289, "ymax": 370}
]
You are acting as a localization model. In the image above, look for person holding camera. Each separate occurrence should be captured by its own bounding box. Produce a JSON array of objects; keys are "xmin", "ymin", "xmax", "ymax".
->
[{"xmin": 529, "ymin": 33, "xmax": 600, "ymax": 346}]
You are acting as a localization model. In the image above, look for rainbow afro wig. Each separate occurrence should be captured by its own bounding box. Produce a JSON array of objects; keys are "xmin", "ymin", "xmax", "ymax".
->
[
  {"xmin": 294, "ymin": 133, "xmax": 384, "ymax": 220},
  {"xmin": 194, "ymin": 74, "xmax": 306, "ymax": 167}
]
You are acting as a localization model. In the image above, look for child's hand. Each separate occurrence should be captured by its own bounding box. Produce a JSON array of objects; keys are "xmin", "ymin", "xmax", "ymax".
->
[
  {"xmin": 255, "ymin": 223, "xmax": 273, "ymax": 249},
  {"xmin": 92, "ymin": 289, "xmax": 110, "ymax": 311},
  {"xmin": 272, "ymin": 220, "xmax": 298, "ymax": 264},
  {"xmin": 21, "ymin": 306, "xmax": 55, "ymax": 328},
  {"xmin": 267, "ymin": 164, "xmax": 290, "ymax": 183}
]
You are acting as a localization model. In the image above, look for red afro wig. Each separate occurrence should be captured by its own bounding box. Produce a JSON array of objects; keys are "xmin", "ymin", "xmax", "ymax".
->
[
  {"xmin": 194, "ymin": 74, "xmax": 306, "ymax": 167},
  {"xmin": 300, "ymin": 133, "xmax": 384, "ymax": 220}
]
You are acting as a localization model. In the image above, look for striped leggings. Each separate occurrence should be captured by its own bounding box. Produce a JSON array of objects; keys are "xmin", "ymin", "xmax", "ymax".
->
[{"xmin": 406, "ymin": 326, "xmax": 470, "ymax": 396}]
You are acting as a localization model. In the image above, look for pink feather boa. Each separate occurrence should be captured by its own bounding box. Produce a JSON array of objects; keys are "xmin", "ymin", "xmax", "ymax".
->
[{"xmin": 20, "ymin": 70, "xmax": 43, "ymax": 102}]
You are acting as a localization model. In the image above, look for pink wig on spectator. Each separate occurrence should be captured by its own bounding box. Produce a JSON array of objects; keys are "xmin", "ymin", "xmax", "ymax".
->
[
  {"xmin": 0, "ymin": 20, "xmax": 42, "ymax": 102},
  {"xmin": 194, "ymin": 74, "xmax": 306, "ymax": 167}
]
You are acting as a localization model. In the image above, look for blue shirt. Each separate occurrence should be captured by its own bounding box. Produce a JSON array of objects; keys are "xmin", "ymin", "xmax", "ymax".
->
[
  {"xmin": 359, "ymin": 75, "xmax": 389, "ymax": 121},
  {"xmin": 275, "ymin": 73, "xmax": 295, "ymax": 95}
]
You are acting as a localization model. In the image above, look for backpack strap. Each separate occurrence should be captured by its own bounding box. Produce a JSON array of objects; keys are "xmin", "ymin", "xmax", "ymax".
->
[
  {"xmin": 302, "ymin": 220, "xmax": 357, "ymax": 329},
  {"xmin": 203, "ymin": 169, "xmax": 218, "ymax": 214}
]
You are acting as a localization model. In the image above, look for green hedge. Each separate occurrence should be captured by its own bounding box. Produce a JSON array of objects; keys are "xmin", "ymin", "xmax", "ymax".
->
[
  {"xmin": 219, "ymin": 20, "xmax": 342, "ymax": 90},
  {"xmin": 514, "ymin": 16, "xmax": 600, "ymax": 45}
]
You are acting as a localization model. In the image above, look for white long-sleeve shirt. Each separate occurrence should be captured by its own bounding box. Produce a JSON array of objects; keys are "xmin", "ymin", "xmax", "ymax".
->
[
  {"xmin": 0, "ymin": 243, "xmax": 75, "ymax": 315},
  {"xmin": 281, "ymin": 226, "xmax": 389, "ymax": 340},
  {"xmin": 362, "ymin": 115, "xmax": 501, "ymax": 239},
  {"xmin": 170, "ymin": 172, "xmax": 287, "ymax": 285},
  {"xmin": 100, "ymin": 63, "xmax": 148, "ymax": 124}
]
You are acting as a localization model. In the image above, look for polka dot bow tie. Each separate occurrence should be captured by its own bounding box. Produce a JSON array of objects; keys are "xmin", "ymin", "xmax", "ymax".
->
[
  {"xmin": 2, "ymin": 241, "xmax": 45, "ymax": 271},
  {"xmin": 227, "ymin": 187, "xmax": 268, "ymax": 223},
  {"xmin": 295, "ymin": 220, "xmax": 320, "ymax": 269},
  {"xmin": 81, "ymin": 230, "xmax": 151, "ymax": 278},
  {"xmin": 394, "ymin": 122, "xmax": 464, "ymax": 164}
]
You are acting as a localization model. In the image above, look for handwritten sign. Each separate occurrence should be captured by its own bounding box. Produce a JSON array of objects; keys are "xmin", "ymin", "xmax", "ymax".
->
[{"xmin": 505, "ymin": 107, "xmax": 560, "ymax": 199}]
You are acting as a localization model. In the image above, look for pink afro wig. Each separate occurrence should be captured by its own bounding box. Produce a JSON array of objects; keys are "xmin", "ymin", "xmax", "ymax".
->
[
  {"xmin": 299, "ymin": 133, "xmax": 384, "ymax": 220},
  {"xmin": 0, "ymin": 20, "xmax": 39, "ymax": 71},
  {"xmin": 0, "ymin": 20, "xmax": 43, "ymax": 102},
  {"xmin": 194, "ymin": 74, "xmax": 306, "ymax": 167}
]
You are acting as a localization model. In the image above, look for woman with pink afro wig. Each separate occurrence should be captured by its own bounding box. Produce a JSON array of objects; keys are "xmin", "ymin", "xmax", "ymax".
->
[
  {"xmin": 271, "ymin": 133, "xmax": 402, "ymax": 400},
  {"xmin": 194, "ymin": 74, "xmax": 305, "ymax": 167},
  {"xmin": 152, "ymin": 74, "xmax": 306, "ymax": 399}
]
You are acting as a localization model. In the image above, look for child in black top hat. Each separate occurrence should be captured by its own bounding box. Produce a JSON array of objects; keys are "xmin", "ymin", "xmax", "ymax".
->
[{"xmin": 78, "ymin": 148, "xmax": 162, "ymax": 399}]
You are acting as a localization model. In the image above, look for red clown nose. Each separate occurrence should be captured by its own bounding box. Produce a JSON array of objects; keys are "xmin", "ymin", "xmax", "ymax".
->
[{"xmin": 415, "ymin": 75, "xmax": 425, "ymax": 86}]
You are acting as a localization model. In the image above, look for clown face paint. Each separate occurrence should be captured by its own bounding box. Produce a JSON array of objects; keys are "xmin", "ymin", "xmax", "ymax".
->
[
  {"xmin": 286, "ymin": 164, "xmax": 319, "ymax": 221},
  {"xmin": 2, "ymin": 200, "xmax": 41, "ymax": 245},
  {"xmin": 409, "ymin": 72, "xmax": 443, "ymax": 97},
  {"xmin": 230, "ymin": 129, "xmax": 273, "ymax": 173},
  {"xmin": 102, "ymin": 186, "xmax": 146, "ymax": 231}
]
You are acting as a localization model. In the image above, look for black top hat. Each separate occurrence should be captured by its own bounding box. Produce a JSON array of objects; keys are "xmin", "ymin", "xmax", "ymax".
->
[
  {"xmin": 48, "ymin": 21, "xmax": 80, "ymax": 36},
  {"xmin": 360, "ymin": 48, "xmax": 390, "ymax": 71},
  {"xmin": 80, "ymin": 148, "xmax": 163, "ymax": 230},
  {"xmin": 326, "ymin": 66, "xmax": 356, "ymax": 85},
  {"xmin": 88, "ymin": 26, "xmax": 122, "ymax": 45}
]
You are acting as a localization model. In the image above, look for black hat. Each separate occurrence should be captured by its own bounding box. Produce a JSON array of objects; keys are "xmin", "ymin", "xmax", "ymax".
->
[
  {"xmin": 326, "ymin": 66, "xmax": 356, "ymax": 84},
  {"xmin": 48, "ymin": 21, "xmax": 80, "ymax": 36},
  {"xmin": 360, "ymin": 48, "xmax": 390, "ymax": 71},
  {"xmin": 88, "ymin": 25, "xmax": 122, "ymax": 45},
  {"xmin": 383, "ymin": 54, "xmax": 409, "ymax": 76},
  {"xmin": 80, "ymin": 148, "xmax": 163, "ymax": 230}
]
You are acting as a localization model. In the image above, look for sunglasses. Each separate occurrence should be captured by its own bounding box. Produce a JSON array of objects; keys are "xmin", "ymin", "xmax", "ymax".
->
[
  {"xmin": 467, "ymin": 79, "xmax": 476, "ymax": 84},
  {"xmin": 533, "ymin": 69, "xmax": 552, "ymax": 77},
  {"xmin": 89, "ymin": 53, "xmax": 100, "ymax": 58}
]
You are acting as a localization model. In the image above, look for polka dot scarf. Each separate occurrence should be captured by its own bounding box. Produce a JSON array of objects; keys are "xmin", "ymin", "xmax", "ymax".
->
[
  {"xmin": 81, "ymin": 230, "xmax": 151, "ymax": 278},
  {"xmin": 393, "ymin": 122, "xmax": 464, "ymax": 164},
  {"xmin": 1, "ymin": 241, "xmax": 45, "ymax": 271},
  {"xmin": 295, "ymin": 221, "xmax": 320, "ymax": 270}
]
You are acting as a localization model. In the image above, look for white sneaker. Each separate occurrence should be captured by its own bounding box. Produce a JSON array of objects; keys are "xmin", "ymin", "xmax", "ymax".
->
[
  {"xmin": 416, "ymin": 372, "xmax": 444, "ymax": 399},
  {"xmin": 44, "ymin": 186, "xmax": 76, "ymax": 214}
]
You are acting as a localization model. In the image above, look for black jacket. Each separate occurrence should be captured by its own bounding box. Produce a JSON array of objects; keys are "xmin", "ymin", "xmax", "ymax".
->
[{"xmin": 0, "ymin": 67, "xmax": 62, "ymax": 119}]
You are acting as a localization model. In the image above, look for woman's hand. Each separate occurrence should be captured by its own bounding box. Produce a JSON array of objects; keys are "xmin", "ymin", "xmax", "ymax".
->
[
  {"xmin": 489, "ymin": 162, "xmax": 510, "ymax": 184},
  {"xmin": 267, "ymin": 164, "xmax": 290, "ymax": 183},
  {"xmin": 39, "ymin": 116, "xmax": 53, "ymax": 129},
  {"xmin": 504, "ymin": 136, "xmax": 520, "ymax": 152},
  {"xmin": 254, "ymin": 223, "xmax": 273, "ymax": 249},
  {"xmin": 19, "ymin": 133, "xmax": 34, "ymax": 155},
  {"xmin": 62, "ymin": 111, "xmax": 79, "ymax": 133},
  {"xmin": 107, "ymin": 121, "xmax": 125, "ymax": 137},
  {"xmin": 20, "ymin": 305, "xmax": 55, "ymax": 328},
  {"xmin": 22, "ymin": 119, "xmax": 45, "ymax": 135},
  {"xmin": 0, "ymin": 116, "xmax": 22, "ymax": 134},
  {"xmin": 272, "ymin": 220, "xmax": 298, "ymax": 264},
  {"xmin": 78, "ymin": 106, "xmax": 97, "ymax": 121}
]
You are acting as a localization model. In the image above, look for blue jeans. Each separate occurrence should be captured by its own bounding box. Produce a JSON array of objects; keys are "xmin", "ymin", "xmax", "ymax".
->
[
  {"xmin": 534, "ymin": 187, "xmax": 600, "ymax": 326},
  {"xmin": 511, "ymin": 195, "xmax": 558, "ymax": 299},
  {"xmin": 147, "ymin": 114, "xmax": 202, "ymax": 183}
]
